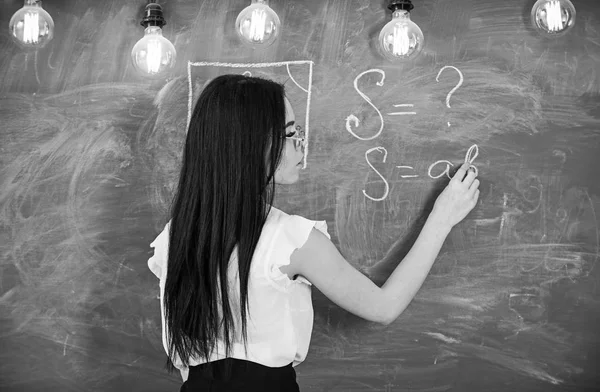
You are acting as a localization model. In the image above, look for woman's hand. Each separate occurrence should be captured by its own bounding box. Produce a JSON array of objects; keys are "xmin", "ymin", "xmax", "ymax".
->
[{"xmin": 430, "ymin": 162, "xmax": 480, "ymax": 230}]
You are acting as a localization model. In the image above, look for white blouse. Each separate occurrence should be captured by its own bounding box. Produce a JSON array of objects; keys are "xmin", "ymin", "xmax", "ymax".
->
[{"xmin": 147, "ymin": 207, "xmax": 330, "ymax": 381}]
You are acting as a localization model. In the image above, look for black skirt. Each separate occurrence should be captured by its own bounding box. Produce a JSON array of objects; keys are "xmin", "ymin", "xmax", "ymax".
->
[{"xmin": 180, "ymin": 358, "xmax": 300, "ymax": 392}]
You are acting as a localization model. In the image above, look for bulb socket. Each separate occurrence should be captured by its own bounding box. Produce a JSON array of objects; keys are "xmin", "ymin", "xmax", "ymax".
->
[
  {"xmin": 140, "ymin": 3, "xmax": 166, "ymax": 28},
  {"xmin": 388, "ymin": 0, "xmax": 414, "ymax": 12}
]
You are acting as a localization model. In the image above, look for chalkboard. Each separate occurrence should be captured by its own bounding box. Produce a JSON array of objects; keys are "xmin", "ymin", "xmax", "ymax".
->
[{"xmin": 1, "ymin": 0, "xmax": 599, "ymax": 391}]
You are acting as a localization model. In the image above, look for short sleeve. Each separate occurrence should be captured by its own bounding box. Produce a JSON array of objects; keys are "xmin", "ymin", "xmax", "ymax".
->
[
  {"xmin": 148, "ymin": 222, "xmax": 171, "ymax": 280},
  {"xmin": 267, "ymin": 214, "xmax": 330, "ymax": 289}
]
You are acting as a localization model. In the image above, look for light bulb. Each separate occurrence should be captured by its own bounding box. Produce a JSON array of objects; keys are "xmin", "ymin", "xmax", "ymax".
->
[
  {"xmin": 379, "ymin": 1, "xmax": 424, "ymax": 61},
  {"xmin": 235, "ymin": 0, "xmax": 281, "ymax": 47},
  {"xmin": 131, "ymin": 26, "xmax": 176, "ymax": 77},
  {"xmin": 531, "ymin": 0, "xmax": 576, "ymax": 37},
  {"xmin": 131, "ymin": 3, "xmax": 176, "ymax": 78},
  {"xmin": 8, "ymin": 0, "xmax": 54, "ymax": 49}
]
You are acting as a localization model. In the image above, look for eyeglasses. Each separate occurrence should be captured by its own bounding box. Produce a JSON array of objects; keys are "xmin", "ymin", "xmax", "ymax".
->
[{"xmin": 286, "ymin": 124, "xmax": 305, "ymax": 150}]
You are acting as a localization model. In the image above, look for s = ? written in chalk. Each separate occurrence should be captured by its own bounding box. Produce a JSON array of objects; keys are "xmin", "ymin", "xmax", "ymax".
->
[{"xmin": 345, "ymin": 66, "xmax": 465, "ymax": 140}]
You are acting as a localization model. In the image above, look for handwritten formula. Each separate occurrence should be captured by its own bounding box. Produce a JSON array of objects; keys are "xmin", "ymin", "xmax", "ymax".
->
[
  {"xmin": 344, "ymin": 67, "xmax": 477, "ymax": 201},
  {"xmin": 363, "ymin": 144, "xmax": 479, "ymax": 201}
]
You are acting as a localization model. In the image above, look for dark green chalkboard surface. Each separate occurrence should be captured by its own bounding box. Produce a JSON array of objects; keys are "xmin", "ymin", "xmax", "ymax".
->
[{"xmin": 1, "ymin": 0, "xmax": 599, "ymax": 391}]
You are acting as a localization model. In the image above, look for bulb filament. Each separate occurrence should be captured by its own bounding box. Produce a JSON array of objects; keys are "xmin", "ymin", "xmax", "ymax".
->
[
  {"xmin": 249, "ymin": 8, "xmax": 268, "ymax": 42},
  {"xmin": 544, "ymin": 1, "xmax": 564, "ymax": 32},
  {"xmin": 20, "ymin": 11, "xmax": 40, "ymax": 44},
  {"xmin": 393, "ymin": 24, "xmax": 409, "ymax": 56},
  {"xmin": 146, "ymin": 39, "xmax": 162, "ymax": 74}
]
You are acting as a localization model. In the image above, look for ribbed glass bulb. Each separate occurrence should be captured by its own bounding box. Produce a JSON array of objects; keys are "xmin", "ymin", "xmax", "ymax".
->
[
  {"xmin": 8, "ymin": 0, "xmax": 54, "ymax": 49},
  {"xmin": 235, "ymin": 0, "xmax": 281, "ymax": 47},
  {"xmin": 131, "ymin": 26, "xmax": 177, "ymax": 78},
  {"xmin": 531, "ymin": 0, "xmax": 576, "ymax": 37},
  {"xmin": 379, "ymin": 10, "xmax": 424, "ymax": 61}
]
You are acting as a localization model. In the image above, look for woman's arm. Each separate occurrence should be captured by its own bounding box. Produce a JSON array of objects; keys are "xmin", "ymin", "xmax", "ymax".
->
[{"xmin": 282, "ymin": 162, "xmax": 480, "ymax": 325}]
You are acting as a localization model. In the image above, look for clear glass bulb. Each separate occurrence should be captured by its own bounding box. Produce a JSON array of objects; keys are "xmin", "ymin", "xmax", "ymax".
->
[
  {"xmin": 531, "ymin": 0, "xmax": 576, "ymax": 37},
  {"xmin": 235, "ymin": 0, "xmax": 281, "ymax": 47},
  {"xmin": 379, "ymin": 10, "xmax": 424, "ymax": 61},
  {"xmin": 131, "ymin": 26, "xmax": 177, "ymax": 78},
  {"xmin": 8, "ymin": 0, "xmax": 54, "ymax": 49}
]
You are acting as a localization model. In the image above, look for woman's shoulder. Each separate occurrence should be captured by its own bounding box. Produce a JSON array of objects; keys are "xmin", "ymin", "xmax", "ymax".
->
[
  {"xmin": 267, "ymin": 206, "xmax": 330, "ymax": 242},
  {"xmin": 260, "ymin": 207, "xmax": 331, "ymax": 287}
]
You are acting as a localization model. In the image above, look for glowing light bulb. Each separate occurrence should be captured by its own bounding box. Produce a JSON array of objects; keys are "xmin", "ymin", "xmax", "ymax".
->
[
  {"xmin": 235, "ymin": 0, "xmax": 281, "ymax": 47},
  {"xmin": 379, "ymin": 0, "xmax": 424, "ymax": 61},
  {"xmin": 531, "ymin": 0, "xmax": 576, "ymax": 37},
  {"xmin": 131, "ymin": 3, "xmax": 176, "ymax": 78},
  {"xmin": 131, "ymin": 26, "xmax": 176, "ymax": 76},
  {"xmin": 8, "ymin": 0, "xmax": 54, "ymax": 49}
]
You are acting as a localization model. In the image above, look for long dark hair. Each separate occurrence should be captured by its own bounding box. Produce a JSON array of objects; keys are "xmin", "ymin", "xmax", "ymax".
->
[{"xmin": 164, "ymin": 74, "xmax": 287, "ymax": 370}]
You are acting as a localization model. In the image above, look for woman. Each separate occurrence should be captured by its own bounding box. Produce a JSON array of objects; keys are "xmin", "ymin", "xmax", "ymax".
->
[{"xmin": 148, "ymin": 74, "xmax": 480, "ymax": 391}]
